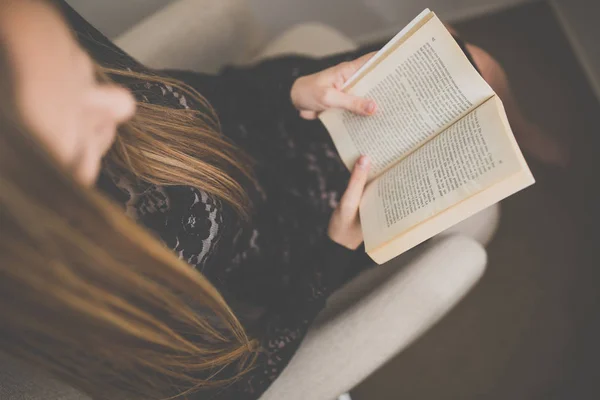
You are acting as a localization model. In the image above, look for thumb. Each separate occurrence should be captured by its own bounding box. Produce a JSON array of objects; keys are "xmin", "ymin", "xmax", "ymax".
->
[
  {"xmin": 322, "ymin": 88, "xmax": 377, "ymax": 116},
  {"xmin": 299, "ymin": 110, "xmax": 318, "ymax": 120},
  {"xmin": 339, "ymin": 156, "xmax": 370, "ymax": 216}
]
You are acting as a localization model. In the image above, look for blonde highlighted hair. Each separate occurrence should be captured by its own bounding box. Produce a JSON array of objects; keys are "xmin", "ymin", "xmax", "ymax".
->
[
  {"xmin": 0, "ymin": 2, "xmax": 259, "ymax": 399},
  {"xmin": 103, "ymin": 67, "xmax": 256, "ymax": 220}
]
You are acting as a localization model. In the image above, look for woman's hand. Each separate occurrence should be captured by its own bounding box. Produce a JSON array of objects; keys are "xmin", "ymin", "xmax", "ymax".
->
[
  {"xmin": 291, "ymin": 52, "xmax": 377, "ymax": 120},
  {"xmin": 328, "ymin": 156, "xmax": 370, "ymax": 250}
]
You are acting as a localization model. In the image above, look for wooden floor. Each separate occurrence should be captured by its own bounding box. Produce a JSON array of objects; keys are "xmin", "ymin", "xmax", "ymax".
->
[{"xmin": 353, "ymin": 2, "xmax": 600, "ymax": 399}]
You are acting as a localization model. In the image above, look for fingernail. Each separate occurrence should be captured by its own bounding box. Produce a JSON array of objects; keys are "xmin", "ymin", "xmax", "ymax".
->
[
  {"xmin": 364, "ymin": 101, "xmax": 375, "ymax": 114},
  {"xmin": 358, "ymin": 156, "xmax": 369, "ymax": 168}
]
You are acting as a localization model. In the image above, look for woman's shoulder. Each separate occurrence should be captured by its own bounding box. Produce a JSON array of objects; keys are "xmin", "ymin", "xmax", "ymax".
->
[{"xmin": 57, "ymin": 1, "xmax": 143, "ymax": 71}]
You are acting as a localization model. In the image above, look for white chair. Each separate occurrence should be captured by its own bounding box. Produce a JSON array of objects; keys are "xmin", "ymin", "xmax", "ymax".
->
[{"xmin": 0, "ymin": 1, "xmax": 499, "ymax": 399}]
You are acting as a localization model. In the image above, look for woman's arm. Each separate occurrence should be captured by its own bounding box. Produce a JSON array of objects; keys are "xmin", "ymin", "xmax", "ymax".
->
[
  {"xmin": 208, "ymin": 237, "xmax": 357, "ymax": 400},
  {"xmin": 236, "ymin": 241, "xmax": 356, "ymax": 398},
  {"xmin": 162, "ymin": 51, "xmax": 374, "ymax": 124},
  {"xmin": 211, "ymin": 157, "xmax": 370, "ymax": 399}
]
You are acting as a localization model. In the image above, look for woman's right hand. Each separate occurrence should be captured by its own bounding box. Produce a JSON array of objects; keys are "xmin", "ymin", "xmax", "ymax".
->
[{"xmin": 328, "ymin": 156, "xmax": 370, "ymax": 250}]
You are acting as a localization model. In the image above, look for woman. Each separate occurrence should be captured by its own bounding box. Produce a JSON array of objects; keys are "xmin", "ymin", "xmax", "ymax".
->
[
  {"xmin": 0, "ymin": 1, "xmax": 559, "ymax": 400},
  {"xmin": 0, "ymin": 1, "xmax": 372, "ymax": 399}
]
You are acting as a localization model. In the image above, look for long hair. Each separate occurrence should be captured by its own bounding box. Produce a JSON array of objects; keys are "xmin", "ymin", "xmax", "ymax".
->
[
  {"xmin": 102, "ymin": 67, "xmax": 256, "ymax": 220},
  {"xmin": 0, "ymin": 6, "xmax": 258, "ymax": 400}
]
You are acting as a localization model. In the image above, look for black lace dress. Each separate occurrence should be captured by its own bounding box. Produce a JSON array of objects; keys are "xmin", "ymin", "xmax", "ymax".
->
[
  {"xmin": 60, "ymin": 3, "xmax": 376, "ymax": 399},
  {"xmin": 60, "ymin": 3, "xmax": 479, "ymax": 399}
]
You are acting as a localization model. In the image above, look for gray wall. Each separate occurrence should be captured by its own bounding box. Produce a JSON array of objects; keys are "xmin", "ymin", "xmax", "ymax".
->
[
  {"xmin": 551, "ymin": 0, "xmax": 600, "ymax": 102},
  {"xmin": 68, "ymin": 0, "xmax": 536, "ymax": 41}
]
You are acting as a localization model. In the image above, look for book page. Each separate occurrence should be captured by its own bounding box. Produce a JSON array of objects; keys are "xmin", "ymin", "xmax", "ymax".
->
[
  {"xmin": 360, "ymin": 96, "xmax": 534, "ymax": 262},
  {"xmin": 342, "ymin": 8, "xmax": 432, "ymax": 90},
  {"xmin": 319, "ymin": 13, "xmax": 494, "ymax": 181}
]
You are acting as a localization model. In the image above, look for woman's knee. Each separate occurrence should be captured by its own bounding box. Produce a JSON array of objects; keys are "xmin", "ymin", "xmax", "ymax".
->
[
  {"xmin": 443, "ymin": 23, "xmax": 458, "ymax": 36},
  {"xmin": 465, "ymin": 43, "xmax": 507, "ymax": 88}
]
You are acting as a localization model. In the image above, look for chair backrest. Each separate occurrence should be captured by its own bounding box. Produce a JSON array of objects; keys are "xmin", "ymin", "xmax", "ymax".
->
[{"xmin": 114, "ymin": 0, "xmax": 265, "ymax": 73}]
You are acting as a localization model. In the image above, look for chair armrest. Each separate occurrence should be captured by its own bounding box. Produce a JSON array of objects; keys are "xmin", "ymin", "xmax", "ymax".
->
[
  {"xmin": 114, "ymin": 0, "xmax": 265, "ymax": 73},
  {"xmin": 259, "ymin": 235, "xmax": 487, "ymax": 400},
  {"xmin": 250, "ymin": 23, "xmax": 358, "ymax": 63}
]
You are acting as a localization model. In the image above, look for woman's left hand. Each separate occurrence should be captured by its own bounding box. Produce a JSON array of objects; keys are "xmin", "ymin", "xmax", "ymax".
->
[{"xmin": 290, "ymin": 52, "xmax": 378, "ymax": 120}]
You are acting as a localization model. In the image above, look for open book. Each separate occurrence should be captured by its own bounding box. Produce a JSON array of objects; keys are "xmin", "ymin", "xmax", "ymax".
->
[{"xmin": 319, "ymin": 9, "xmax": 535, "ymax": 264}]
